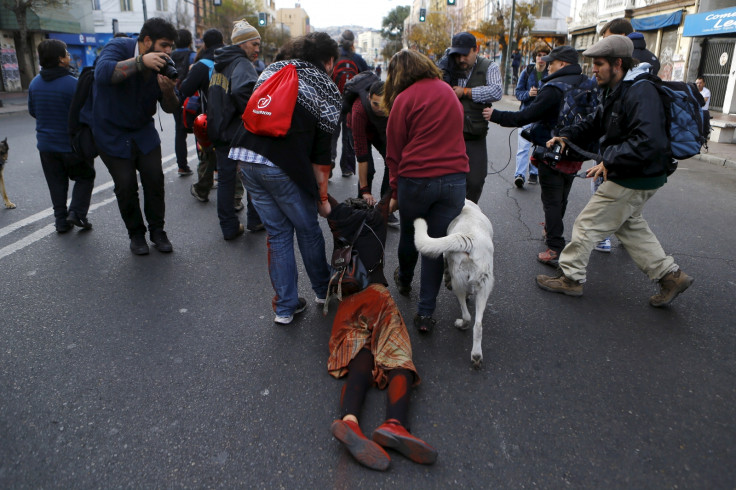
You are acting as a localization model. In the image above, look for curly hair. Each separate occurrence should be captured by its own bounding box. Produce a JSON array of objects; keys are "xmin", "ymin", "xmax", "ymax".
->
[
  {"xmin": 289, "ymin": 32, "xmax": 338, "ymax": 71},
  {"xmin": 382, "ymin": 49, "xmax": 442, "ymax": 113},
  {"xmin": 139, "ymin": 17, "xmax": 178, "ymax": 44}
]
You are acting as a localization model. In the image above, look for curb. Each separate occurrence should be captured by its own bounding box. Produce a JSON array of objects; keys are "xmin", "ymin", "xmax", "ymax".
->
[{"xmin": 691, "ymin": 152, "xmax": 736, "ymax": 170}]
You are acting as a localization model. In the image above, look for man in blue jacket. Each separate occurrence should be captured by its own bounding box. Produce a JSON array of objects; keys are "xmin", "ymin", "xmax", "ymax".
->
[
  {"xmin": 81, "ymin": 17, "xmax": 180, "ymax": 255},
  {"xmin": 29, "ymin": 39, "xmax": 95, "ymax": 233}
]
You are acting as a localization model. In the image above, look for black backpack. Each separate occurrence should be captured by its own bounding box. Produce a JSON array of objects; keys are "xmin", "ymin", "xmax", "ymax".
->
[
  {"xmin": 171, "ymin": 49, "xmax": 194, "ymax": 88},
  {"xmin": 341, "ymin": 71, "xmax": 379, "ymax": 115},
  {"xmin": 67, "ymin": 65, "xmax": 97, "ymax": 162},
  {"xmin": 331, "ymin": 55, "xmax": 360, "ymax": 94}
]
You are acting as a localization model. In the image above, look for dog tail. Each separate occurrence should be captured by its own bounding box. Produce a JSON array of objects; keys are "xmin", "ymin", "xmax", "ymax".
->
[{"xmin": 413, "ymin": 218, "xmax": 474, "ymax": 258}]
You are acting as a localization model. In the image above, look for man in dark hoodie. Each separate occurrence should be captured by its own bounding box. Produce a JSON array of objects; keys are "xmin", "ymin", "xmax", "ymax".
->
[
  {"xmin": 600, "ymin": 18, "xmax": 660, "ymax": 75},
  {"xmin": 28, "ymin": 39, "xmax": 95, "ymax": 233},
  {"xmin": 484, "ymin": 46, "xmax": 590, "ymax": 267},
  {"xmin": 206, "ymin": 19, "xmax": 262, "ymax": 239},
  {"xmin": 179, "ymin": 28, "xmax": 222, "ymax": 205}
]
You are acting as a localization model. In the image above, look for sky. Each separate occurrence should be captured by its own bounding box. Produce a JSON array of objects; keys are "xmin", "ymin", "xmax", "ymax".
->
[{"xmin": 295, "ymin": 0, "xmax": 411, "ymax": 30}]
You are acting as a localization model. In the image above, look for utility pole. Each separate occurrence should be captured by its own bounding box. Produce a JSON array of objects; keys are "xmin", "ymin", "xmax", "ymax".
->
[{"xmin": 503, "ymin": 0, "xmax": 516, "ymax": 95}]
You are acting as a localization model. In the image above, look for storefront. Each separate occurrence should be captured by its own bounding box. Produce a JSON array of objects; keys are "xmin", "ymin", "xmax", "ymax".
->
[
  {"xmin": 630, "ymin": 10, "xmax": 688, "ymax": 81},
  {"xmin": 683, "ymin": 5, "xmax": 736, "ymax": 114},
  {"xmin": 47, "ymin": 33, "xmax": 97, "ymax": 73}
]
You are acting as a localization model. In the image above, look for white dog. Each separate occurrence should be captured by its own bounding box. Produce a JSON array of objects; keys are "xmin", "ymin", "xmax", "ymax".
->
[{"xmin": 414, "ymin": 200, "xmax": 494, "ymax": 368}]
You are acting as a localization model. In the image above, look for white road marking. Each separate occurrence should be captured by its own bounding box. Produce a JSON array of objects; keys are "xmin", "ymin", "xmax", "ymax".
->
[{"xmin": 0, "ymin": 146, "xmax": 196, "ymax": 260}]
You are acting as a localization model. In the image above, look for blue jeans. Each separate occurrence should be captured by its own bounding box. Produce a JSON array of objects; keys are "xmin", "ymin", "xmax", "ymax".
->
[
  {"xmin": 397, "ymin": 172, "xmax": 466, "ymax": 316},
  {"xmin": 515, "ymin": 123, "xmax": 537, "ymax": 179},
  {"xmin": 240, "ymin": 163, "xmax": 330, "ymax": 316}
]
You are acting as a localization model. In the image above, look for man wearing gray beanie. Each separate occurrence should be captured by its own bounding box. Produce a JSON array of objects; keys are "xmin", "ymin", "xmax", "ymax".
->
[
  {"xmin": 536, "ymin": 35, "xmax": 694, "ymax": 308},
  {"xmin": 206, "ymin": 19, "xmax": 263, "ymax": 239}
]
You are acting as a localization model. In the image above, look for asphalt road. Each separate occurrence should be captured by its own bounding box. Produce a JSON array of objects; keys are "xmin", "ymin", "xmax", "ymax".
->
[{"xmin": 1, "ymin": 107, "xmax": 735, "ymax": 488}]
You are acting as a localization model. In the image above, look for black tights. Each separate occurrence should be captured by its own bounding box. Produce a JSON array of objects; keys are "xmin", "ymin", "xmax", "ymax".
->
[{"xmin": 339, "ymin": 348, "xmax": 413, "ymax": 427}]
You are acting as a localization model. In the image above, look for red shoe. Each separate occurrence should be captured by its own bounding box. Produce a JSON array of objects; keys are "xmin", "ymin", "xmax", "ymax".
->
[
  {"xmin": 372, "ymin": 419, "xmax": 437, "ymax": 465},
  {"xmin": 331, "ymin": 419, "xmax": 390, "ymax": 471},
  {"xmin": 537, "ymin": 248, "xmax": 559, "ymax": 267}
]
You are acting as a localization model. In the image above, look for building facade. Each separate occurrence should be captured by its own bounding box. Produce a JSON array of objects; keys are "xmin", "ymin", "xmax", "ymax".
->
[{"xmin": 276, "ymin": 5, "xmax": 310, "ymax": 38}]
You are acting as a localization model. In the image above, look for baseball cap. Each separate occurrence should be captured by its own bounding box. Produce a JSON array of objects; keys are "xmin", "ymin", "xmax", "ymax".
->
[
  {"xmin": 448, "ymin": 32, "xmax": 477, "ymax": 56},
  {"xmin": 583, "ymin": 35, "xmax": 634, "ymax": 58},
  {"xmin": 541, "ymin": 45, "xmax": 579, "ymax": 64}
]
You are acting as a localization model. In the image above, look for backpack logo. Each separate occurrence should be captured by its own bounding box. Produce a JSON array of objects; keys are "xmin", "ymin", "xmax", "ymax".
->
[{"xmin": 257, "ymin": 95, "xmax": 271, "ymax": 109}]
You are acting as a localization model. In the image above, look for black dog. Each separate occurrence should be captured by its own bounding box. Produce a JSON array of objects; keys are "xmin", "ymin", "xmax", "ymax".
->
[{"xmin": 0, "ymin": 138, "xmax": 16, "ymax": 209}]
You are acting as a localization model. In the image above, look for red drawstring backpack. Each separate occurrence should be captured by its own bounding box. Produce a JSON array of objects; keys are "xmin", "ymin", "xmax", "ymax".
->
[{"xmin": 243, "ymin": 64, "xmax": 299, "ymax": 138}]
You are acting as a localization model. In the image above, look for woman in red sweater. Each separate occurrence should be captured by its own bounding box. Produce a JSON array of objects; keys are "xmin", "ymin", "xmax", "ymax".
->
[{"xmin": 384, "ymin": 50, "xmax": 469, "ymax": 333}]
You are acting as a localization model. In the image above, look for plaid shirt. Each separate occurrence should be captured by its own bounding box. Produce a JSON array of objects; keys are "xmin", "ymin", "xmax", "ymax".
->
[{"xmin": 228, "ymin": 147, "xmax": 277, "ymax": 167}]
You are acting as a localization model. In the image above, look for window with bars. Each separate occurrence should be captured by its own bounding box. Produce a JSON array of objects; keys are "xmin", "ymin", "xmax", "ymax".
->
[
  {"xmin": 156, "ymin": 0, "xmax": 167, "ymax": 11},
  {"xmin": 536, "ymin": 0, "xmax": 553, "ymax": 17},
  {"xmin": 120, "ymin": 0, "xmax": 132, "ymax": 11}
]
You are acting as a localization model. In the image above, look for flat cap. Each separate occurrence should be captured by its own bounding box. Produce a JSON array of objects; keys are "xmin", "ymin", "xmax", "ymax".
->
[{"xmin": 583, "ymin": 35, "xmax": 634, "ymax": 58}]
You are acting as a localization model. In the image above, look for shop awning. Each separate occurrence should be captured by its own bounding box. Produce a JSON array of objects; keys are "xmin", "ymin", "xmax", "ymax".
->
[
  {"xmin": 0, "ymin": 7, "xmax": 80, "ymax": 34},
  {"xmin": 683, "ymin": 6, "xmax": 736, "ymax": 37},
  {"xmin": 631, "ymin": 10, "xmax": 682, "ymax": 31}
]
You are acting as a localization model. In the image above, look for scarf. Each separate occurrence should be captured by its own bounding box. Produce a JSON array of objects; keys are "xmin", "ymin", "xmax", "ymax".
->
[{"xmin": 255, "ymin": 59, "xmax": 341, "ymax": 134}]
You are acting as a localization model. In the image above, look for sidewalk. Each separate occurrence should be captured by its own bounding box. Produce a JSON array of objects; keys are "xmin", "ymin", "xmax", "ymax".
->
[
  {"xmin": 0, "ymin": 90, "xmax": 29, "ymax": 116},
  {"xmin": 497, "ymin": 94, "xmax": 736, "ymax": 169}
]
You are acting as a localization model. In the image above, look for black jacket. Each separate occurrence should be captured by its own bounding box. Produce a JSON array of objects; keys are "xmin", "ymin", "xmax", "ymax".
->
[
  {"xmin": 629, "ymin": 33, "xmax": 660, "ymax": 76},
  {"xmin": 206, "ymin": 45, "xmax": 258, "ymax": 146},
  {"xmin": 559, "ymin": 65, "xmax": 670, "ymax": 180},
  {"xmin": 490, "ymin": 64, "xmax": 585, "ymax": 144}
]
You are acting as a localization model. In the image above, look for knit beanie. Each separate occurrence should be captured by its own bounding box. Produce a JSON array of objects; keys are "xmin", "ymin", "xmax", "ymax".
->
[{"xmin": 231, "ymin": 19, "xmax": 260, "ymax": 45}]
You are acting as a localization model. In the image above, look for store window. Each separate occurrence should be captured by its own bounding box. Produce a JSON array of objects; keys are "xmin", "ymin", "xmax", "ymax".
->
[{"xmin": 658, "ymin": 26, "xmax": 678, "ymax": 80}]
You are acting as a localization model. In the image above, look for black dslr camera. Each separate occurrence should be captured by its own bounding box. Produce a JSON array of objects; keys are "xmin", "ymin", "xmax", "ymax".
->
[
  {"xmin": 159, "ymin": 57, "xmax": 178, "ymax": 80},
  {"xmin": 532, "ymin": 143, "xmax": 563, "ymax": 166}
]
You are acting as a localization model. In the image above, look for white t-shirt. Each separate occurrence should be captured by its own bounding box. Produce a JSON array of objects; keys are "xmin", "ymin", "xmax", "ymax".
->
[{"xmin": 700, "ymin": 87, "xmax": 711, "ymax": 110}]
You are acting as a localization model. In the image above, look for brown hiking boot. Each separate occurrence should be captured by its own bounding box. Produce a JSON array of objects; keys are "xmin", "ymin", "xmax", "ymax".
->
[
  {"xmin": 649, "ymin": 269, "xmax": 694, "ymax": 307},
  {"xmin": 536, "ymin": 271, "xmax": 583, "ymax": 297}
]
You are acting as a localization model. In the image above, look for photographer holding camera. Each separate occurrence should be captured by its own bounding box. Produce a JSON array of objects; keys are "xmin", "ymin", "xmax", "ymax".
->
[
  {"xmin": 483, "ymin": 46, "xmax": 592, "ymax": 267},
  {"xmin": 81, "ymin": 17, "xmax": 180, "ymax": 255}
]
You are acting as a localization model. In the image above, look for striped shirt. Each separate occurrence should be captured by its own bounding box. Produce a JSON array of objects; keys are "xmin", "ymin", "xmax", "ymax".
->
[{"xmin": 228, "ymin": 147, "xmax": 277, "ymax": 167}]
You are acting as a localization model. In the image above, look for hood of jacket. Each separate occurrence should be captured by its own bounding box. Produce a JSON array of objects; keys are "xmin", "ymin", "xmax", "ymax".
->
[
  {"xmin": 624, "ymin": 62, "xmax": 652, "ymax": 82},
  {"xmin": 214, "ymin": 45, "xmax": 247, "ymax": 71},
  {"xmin": 628, "ymin": 32, "xmax": 647, "ymax": 50},
  {"xmin": 40, "ymin": 66, "xmax": 73, "ymax": 82}
]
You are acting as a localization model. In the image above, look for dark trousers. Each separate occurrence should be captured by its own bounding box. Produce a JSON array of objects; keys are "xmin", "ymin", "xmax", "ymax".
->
[
  {"xmin": 214, "ymin": 147, "xmax": 258, "ymax": 237},
  {"xmin": 99, "ymin": 143, "xmax": 165, "ymax": 237},
  {"xmin": 331, "ymin": 113, "xmax": 356, "ymax": 175},
  {"xmin": 465, "ymin": 137, "xmax": 488, "ymax": 204},
  {"xmin": 356, "ymin": 147, "xmax": 390, "ymax": 200},
  {"xmin": 397, "ymin": 172, "xmax": 466, "ymax": 316},
  {"xmin": 40, "ymin": 151, "xmax": 95, "ymax": 225},
  {"xmin": 192, "ymin": 145, "xmax": 216, "ymax": 196},
  {"xmin": 538, "ymin": 162, "xmax": 575, "ymax": 253},
  {"xmin": 173, "ymin": 110, "xmax": 189, "ymax": 169}
]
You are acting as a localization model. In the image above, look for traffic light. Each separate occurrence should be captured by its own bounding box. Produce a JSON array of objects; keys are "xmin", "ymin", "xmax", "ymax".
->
[
  {"xmin": 419, "ymin": 8, "xmax": 426, "ymax": 22},
  {"xmin": 447, "ymin": 0, "xmax": 456, "ymax": 5},
  {"xmin": 258, "ymin": 12, "xmax": 267, "ymax": 26}
]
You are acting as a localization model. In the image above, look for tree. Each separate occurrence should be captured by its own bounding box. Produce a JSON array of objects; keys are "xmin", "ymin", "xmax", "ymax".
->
[
  {"xmin": 478, "ymin": 0, "xmax": 536, "ymax": 70},
  {"xmin": 406, "ymin": 13, "xmax": 452, "ymax": 59},
  {"xmin": 202, "ymin": 0, "xmax": 288, "ymax": 63},
  {"xmin": 380, "ymin": 5, "xmax": 409, "ymax": 59},
  {"xmin": 202, "ymin": 0, "xmax": 258, "ymax": 44},
  {"xmin": 1, "ymin": 0, "xmax": 68, "ymax": 88}
]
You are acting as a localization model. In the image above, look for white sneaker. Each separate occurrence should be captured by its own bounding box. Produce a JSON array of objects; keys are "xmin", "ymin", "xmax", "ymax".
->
[
  {"xmin": 594, "ymin": 238, "xmax": 612, "ymax": 253},
  {"xmin": 274, "ymin": 298, "xmax": 307, "ymax": 324}
]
